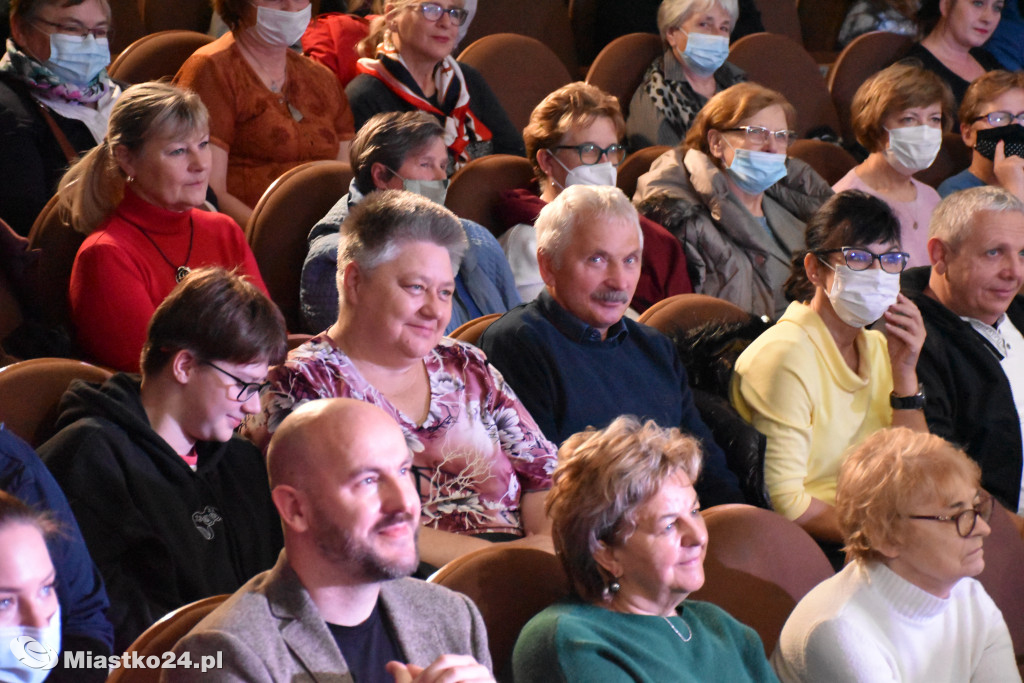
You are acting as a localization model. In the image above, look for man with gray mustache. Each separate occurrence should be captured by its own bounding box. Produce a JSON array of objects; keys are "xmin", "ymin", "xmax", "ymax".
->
[{"xmin": 480, "ymin": 185, "xmax": 744, "ymax": 507}]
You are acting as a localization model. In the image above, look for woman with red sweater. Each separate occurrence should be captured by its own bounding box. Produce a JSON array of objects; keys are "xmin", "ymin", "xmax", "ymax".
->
[{"xmin": 58, "ymin": 82, "xmax": 267, "ymax": 372}]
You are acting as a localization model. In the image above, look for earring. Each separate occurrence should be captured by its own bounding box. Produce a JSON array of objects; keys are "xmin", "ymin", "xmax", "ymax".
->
[
  {"xmin": 126, "ymin": 175, "xmax": 134, "ymax": 183},
  {"xmin": 602, "ymin": 578, "xmax": 621, "ymax": 600}
]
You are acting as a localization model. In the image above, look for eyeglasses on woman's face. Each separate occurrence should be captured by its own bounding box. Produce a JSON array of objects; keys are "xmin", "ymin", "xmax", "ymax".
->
[
  {"xmin": 972, "ymin": 111, "xmax": 1024, "ymax": 127},
  {"xmin": 907, "ymin": 492, "xmax": 994, "ymax": 538},
  {"xmin": 551, "ymin": 142, "xmax": 627, "ymax": 166},
  {"xmin": 413, "ymin": 2, "xmax": 469, "ymax": 26},
  {"xmin": 815, "ymin": 246, "xmax": 909, "ymax": 274},
  {"xmin": 32, "ymin": 16, "xmax": 109, "ymax": 39},
  {"xmin": 723, "ymin": 125, "xmax": 797, "ymax": 147}
]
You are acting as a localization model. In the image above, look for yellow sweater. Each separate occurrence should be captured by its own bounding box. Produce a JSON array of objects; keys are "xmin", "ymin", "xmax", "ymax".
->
[{"xmin": 731, "ymin": 301, "xmax": 893, "ymax": 519}]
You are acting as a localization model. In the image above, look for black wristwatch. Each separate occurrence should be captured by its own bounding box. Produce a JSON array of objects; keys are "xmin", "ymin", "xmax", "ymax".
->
[{"xmin": 890, "ymin": 385, "xmax": 926, "ymax": 410}]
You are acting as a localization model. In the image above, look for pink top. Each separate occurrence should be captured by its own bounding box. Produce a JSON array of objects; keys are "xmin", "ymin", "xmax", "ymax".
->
[
  {"xmin": 251, "ymin": 334, "xmax": 557, "ymax": 536},
  {"xmin": 833, "ymin": 169, "xmax": 940, "ymax": 267}
]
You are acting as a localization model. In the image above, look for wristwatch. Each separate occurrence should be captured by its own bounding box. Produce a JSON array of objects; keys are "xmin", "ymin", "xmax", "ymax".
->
[{"xmin": 890, "ymin": 385, "xmax": 926, "ymax": 410}]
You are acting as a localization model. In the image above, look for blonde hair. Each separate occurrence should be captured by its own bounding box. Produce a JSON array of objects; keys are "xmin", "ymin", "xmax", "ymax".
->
[
  {"xmin": 358, "ymin": 0, "xmax": 418, "ymax": 57},
  {"xmin": 959, "ymin": 70, "xmax": 1024, "ymax": 129},
  {"xmin": 57, "ymin": 81, "xmax": 209, "ymax": 235},
  {"xmin": 836, "ymin": 427, "xmax": 982, "ymax": 562},
  {"xmin": 548, "ymin": 416, "xmax": 703, "ymax": 602},
  {"xmin": 683, "ymin": 82, "xmax": 795, "ymax": 170},
  {"xmin": 523, "ymin": 81, "xmax": 625, "ymax": 184},
  {"xmin": 850, "ymin": 62, "xmax": 954, "ymax": 153}
]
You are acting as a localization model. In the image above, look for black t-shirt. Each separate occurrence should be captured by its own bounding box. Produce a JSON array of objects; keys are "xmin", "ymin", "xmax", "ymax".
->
[{"xmin": 327, "ymin": 600, "xmax": 403, "ymax": 682}]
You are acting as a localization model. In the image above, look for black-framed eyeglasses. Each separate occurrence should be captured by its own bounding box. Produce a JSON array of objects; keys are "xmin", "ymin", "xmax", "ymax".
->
[
  {"xmin": 816, "ymin": 247, "xmax": 909, "ymax": 274},
  {"xmin": 552, "ymin": 142, "xmax": 627, "ymax": 166},
  {"xmin": 723, "ymin": 125, "xmax": 797, "ymax": 146},
  {"xmin": 908, "ymin": 493, "xmax": 994, "ymax": 538},
  {"xmin": 202, "ymin": 361, "xmax": 269, "ymax": 402},
  {"xmin": 972, "ymin": 111, "xmax": 1024, "ymax": 127},
  {"xmin": 415, "ymin": 2, "xmax": 470, "ymax": 26},
  {"xmin": 32, "ymin": 17, "xmax": 109, "ymax": 39}
]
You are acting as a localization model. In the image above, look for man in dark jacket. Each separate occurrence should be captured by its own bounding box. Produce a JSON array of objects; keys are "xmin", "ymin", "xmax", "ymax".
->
[
  {"xmin": 902, "ymin": 186, "xmax": 1024, "ymax": 524},
  {"xmin": 39, "ymin": 267, "xmax": 287, "ymax": 652}
]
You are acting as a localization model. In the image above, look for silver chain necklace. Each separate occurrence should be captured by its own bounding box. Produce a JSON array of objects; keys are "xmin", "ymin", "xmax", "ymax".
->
[{"xmin": 664, "ymin": 615, "xmax": 693, "ymax": 643}]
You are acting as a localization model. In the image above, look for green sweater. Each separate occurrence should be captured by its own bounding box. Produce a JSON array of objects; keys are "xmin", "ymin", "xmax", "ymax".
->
[{"xmin": 512, "ymin": 600, "xmax": 779, "ymax": 682}]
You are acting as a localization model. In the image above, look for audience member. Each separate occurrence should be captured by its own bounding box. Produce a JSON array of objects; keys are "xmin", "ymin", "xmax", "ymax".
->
[
  {"xmin": 838, "ymin": 0, "xmax": 918, "ymax": 48},
  {"xmin": 773, "ymin": 428, "xmax": 1019, "ymax": 682},
  {"xmin": 167, "ymin": 399, "xmax": 494, "ymax": 682},
  {"xmin": 513, "ymin": 417, "xmax": 777, "ymax": 682},
  {"xmin": 480, "ymin": 185, "xmax": 743, "ymax": 507},
  {"xmin": 249, "ymin": 190, "xmax": 556, "ymax": 570},
  {"xmin": 498, "ymin": 81, "xmax": 692, "ymax": 308},
  {"xmin": 301, "ymin": 110, "xmax": 518, "ymax": 334},
  {"xmin": 627, "ymin": 0, "xmax": 746, "ymax": 151},
  {"xmin": 833, "ymin": 62, "xmax": 954, "ymax": 266},
  {"xmin": 902, "ymin": 186, "xmax": 1024, "ymax": 518},
  {"xmin": 904, "ymin": 0, "xmax": 1003, "ymax": 115},
  {"xmin": 0, "ymin": 427, "xmax": 110, "ymax": 682},
  {"xmin": 0, "ymin": 491, "xmax": 62, "ymax": 683},
  {"xmin": 175, "ymin": 0, "xmax": 355, "ymax": 227},
  {"xmin": 39, "ymin": 268, "xmax": 286, "ymax": 652},
  {"xmin": 0, "ymin": 0, "xmax": 121, "ymax": 236},
  {"xmin": 635, "ymin": 82, "xmax": 833, "ymax": 319},
  {"xmin": 346, "ymin": 0, "xmax": 524, "ymax": 168},
  {"xmin": 938, "ymin": 70, "xmax": 1024, "ymax": 200},
  {"xmin": 59, "ymin": 81, "xmax": 266, "ymax": 372},
  {"xmin": 985, "ymin": 0, "xmax": 1024, "ymax": 71},
  {"xmin": 731, "ymin": 191, "xmax": 927, "ymax": 553}
]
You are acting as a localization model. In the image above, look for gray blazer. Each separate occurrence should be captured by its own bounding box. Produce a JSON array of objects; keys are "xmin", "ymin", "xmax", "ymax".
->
[{"xmin": 162, "ymin": 552, "xmax": 491, "ymax": 682}]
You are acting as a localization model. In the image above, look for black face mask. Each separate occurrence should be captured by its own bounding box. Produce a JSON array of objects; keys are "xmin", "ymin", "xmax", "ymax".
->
[{"xmin": 974, "ymin": 124, "xmax": 1024, "ymax": 161}]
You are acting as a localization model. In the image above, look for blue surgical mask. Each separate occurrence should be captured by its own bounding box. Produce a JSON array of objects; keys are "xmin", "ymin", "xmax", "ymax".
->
[
  {"xmin": 677, "ymin": 31, "xmax": 729, "ymax": 76},
  {"xmin": 46, "ymin": 33, "xmax": 109, "ymax": 86},
  {"xmin": 724, "ymin": 142, "xmax": 787, "ymax": 195},
  {"xmin": 0, "ymin": 607, "xmax": 62, "ymax": 683}
]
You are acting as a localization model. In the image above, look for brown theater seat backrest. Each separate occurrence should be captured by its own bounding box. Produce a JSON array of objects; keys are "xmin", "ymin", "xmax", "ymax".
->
[
  {"xmin": 448, "ymin": 313, "xmax": 502, "ymax": 346},
  {"xmin": 914, "ymin": 132, "xmax": 971, "ymax": 189},
  {"xmin": 245, "ymin": 160, "xmax": 353, "ymax": 333},
  {"xmin": 585, "ymin": 32, "xmax": 663, "ymax": 120},
  {"xmin": 728, "ymin": 33, "xmax": 841, "ymax": 139},
  {"xmin": 638, "ymin": 293, "xmax": 752, "ymax": 335},
  {"xmin": 788, "ymin": 139, "xmax": 858, "ymax": 186},
  {"xmin": 108, "ymin": 30, "xmax": 214, "ymax": 84},
  {"xmin": 26, "ymin": 195, "xmax": 85, "ymax": 336},
  {"xmin": 445, "ymin": 154, "xmax": 535, "ymax": 237},
  {"xmin": 691, "ymin": 504, "xmax": 834, "ymax": 655},
  {"xmin": 457, "ymin": 33, "xmax": 572, "ymax": 135},
  {"xmin": 617, "ymin": 145, "xmax": 671, "ymax": 199},
  {"xmin": 976, "ymin": 502, "xmax": 1024, "ymax": 671},
  {"xmin": 458, "ymin": 0, "xmax": 577, "ymax": 76},
  {"xmin": 0, "ymin": 358, "xmax": 112, "ymax": 447}
]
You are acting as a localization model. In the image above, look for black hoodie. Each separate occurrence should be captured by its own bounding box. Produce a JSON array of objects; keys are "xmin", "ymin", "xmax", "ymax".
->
[{"xmin": 38, "ymin": 373, "xmax": 283, "ymax": 653}]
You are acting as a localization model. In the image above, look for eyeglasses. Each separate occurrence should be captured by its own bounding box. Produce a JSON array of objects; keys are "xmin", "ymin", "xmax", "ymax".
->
[
  {"xmin": 415, "ymin": 2, "xmax": 470, "ymax": 26},
  {"xmin": 972, "ymin": 111, "xmax": 1024, "ymax": 127},
  {"xmin": 816, "ymin": 247, "xmax": 909, "ymax": 274},
  {"xmin": 202, "ymin": 361, "xmax": 269, "ymax": 402},
  {"xmin": 908, "ymin": 493, "xmax": 994, "ymax": 538},
  {"xmin": 552, "ymin": 143, "xmax": 627, "ymax": 166},
  {"xmin": 723, "ymin": 125, "xmax": 797, "ymax": 146},
  {"xmin": 32, "ymin": 17, "xmax": 109, "ymax": 39}
]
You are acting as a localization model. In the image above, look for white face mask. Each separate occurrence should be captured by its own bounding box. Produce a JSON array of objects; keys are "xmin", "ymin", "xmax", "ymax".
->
[
  {"xmin": 884, "ymin": 125, "xmax": 942, "ymax": 173},
  {"xmin": 46, "ymin": 33, "xmax": 109, "ymax": 86},
  {"xmin": 549, "ymin": 152, "xmax": 618, "ymax": 189},
  {"xmin": 251, "ymin": 3, "xmax": 311, "ymax": 47},
  {"xmin": 402, "ymin": 178, "xmax": 449, "ymax": 206},
  {"xmin": 823, "ymin": 262, "xmax": 900, "ymax": 328},
  {"xmin": 0, "ymin": 607, "xmax": 62, "ymax": 683}
]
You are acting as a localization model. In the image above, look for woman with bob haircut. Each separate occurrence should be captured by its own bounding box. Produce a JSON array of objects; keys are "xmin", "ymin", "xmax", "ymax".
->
[
  {"xmin": 39, "ymin": 267, "xmax": 287, "ymax": 652},
  {"xmin": 773, "ymin": 427, "xmax": 1019, "ymax": 682},
  {"xmin": 635, "ymin": 81, "xmax": 833, "ymax": 319},
  {"xmin": 0, "ymin": 491, "xmax": 61, "ymax": 683},
  {"xmin": 175, "ymin": 0, "xmax": 354, "ymax": 227},
  {"xmin": 250, "ymin": 189, "xmax": 556, "ymax": 571},
  {"xmin": 938, "ymin": 69, "xmax": 1024, "ymax": 200},
  {"xmin": 731, "ymin": 191, "xmax": 926, "ymax": 559},
  {"xmin": 59, "ymin": 81, "xmax": 267, "ymax": 372},
  {"xmin": 833, "ymin": 62, "xmax": 954, "ymax": 266},
  {"xmin": 627, "ymin": 0, "xmax": 746, "ymax": 150},
  {"xmin": 512, "ymin": 416, "xmax": 778, "ymax": 682}
]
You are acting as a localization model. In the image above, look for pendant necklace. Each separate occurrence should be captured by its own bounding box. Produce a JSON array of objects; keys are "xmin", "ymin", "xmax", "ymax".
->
[
  {"xmin": 664, "ymin": 615, "xmax": 693, "ymax": 644},
  {"xmin": 118, "ymin": 212, "xmax": 194, "ymax": 282}
]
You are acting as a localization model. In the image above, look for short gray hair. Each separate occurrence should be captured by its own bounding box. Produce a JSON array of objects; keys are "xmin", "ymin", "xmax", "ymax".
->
[
  {"xmin": 657, "ymin": 0, "xmax": 739, "ymax": 42},
  {"xmin": 929, "ymin": 186, "xmax": 1024, "ymax": 248},
  {"xmin": 336, "ymin": 189, "xmax": 468, "ymax": 291},
  {"xmin": 535, "ymin": 185, "xmax": 643, "ymax": 267},
  {"xmin": 350, "ymin": 111, "xmax": 446, "ymax": 195}
]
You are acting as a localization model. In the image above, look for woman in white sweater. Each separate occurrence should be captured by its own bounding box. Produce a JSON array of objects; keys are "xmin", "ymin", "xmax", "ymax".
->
[{"xmin": 773, "ymin": 427, "xmax": 1020, "ymax": 683}]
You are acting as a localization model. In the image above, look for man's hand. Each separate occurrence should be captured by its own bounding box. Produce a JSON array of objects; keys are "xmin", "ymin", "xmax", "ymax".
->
[{"xmin": 387, "ymin": 655, "xmax": 495, "ymax": 683}]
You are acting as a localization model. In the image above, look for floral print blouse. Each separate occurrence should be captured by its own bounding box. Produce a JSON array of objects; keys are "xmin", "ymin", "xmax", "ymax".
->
[{"xmin": 252, "ymin": 334, "xmax": 557, "ymax": 536}]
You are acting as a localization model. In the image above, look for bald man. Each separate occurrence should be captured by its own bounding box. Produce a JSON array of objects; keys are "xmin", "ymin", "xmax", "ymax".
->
[{"xmin": 165, "ymin": 399, "xmax": 493, "ymax": 683}]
